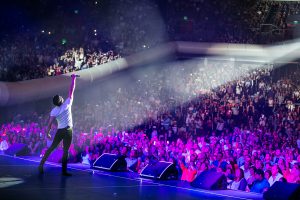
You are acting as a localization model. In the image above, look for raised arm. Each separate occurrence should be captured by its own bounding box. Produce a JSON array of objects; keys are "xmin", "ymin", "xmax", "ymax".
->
[{"xmin": 69, "ymin": 74, "xmax": 77, "ymax": 99}]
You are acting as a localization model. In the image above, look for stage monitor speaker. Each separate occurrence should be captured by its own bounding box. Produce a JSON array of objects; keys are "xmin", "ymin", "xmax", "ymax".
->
[
  {"xmin": 5, "ymin": 143, "xmax": 30, "ymax": 156},
  {"xmin": 47, "ymin": 148, "xmax": 63, "ymax": 163},
  {"xmin": 263, "ymin": 181, "xmax": 300, "ymax": 200},
  {"xmin": 93, "ymin": 153, "xmax": 127, "ymax": 171},
  {"xmin": 140, "ymin": 161, "xmax": 178, "ymax": 180},
  {"xmin": 191, "ymin": 170, "xmax": 227, "ymax": 190}
]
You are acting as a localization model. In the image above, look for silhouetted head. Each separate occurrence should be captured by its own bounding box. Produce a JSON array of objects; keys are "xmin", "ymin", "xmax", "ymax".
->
[{"xmin": 53, "ymin": 95, "xmax": 64, "ymax": 106}]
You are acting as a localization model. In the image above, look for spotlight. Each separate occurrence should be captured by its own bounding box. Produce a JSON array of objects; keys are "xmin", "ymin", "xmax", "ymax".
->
[{"xmin": 61, "ymin": 38, "xmax": 67, "ymax": 45}]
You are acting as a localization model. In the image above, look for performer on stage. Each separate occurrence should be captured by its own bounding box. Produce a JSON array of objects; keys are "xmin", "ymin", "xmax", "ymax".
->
[{"xmin": 38, "ymin": 74, "xmax": 77, "ymax": 176}]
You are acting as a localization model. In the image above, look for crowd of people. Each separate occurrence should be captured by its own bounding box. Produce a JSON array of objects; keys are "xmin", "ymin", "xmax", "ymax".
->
[
  {"xmin": 46, "ymin": 47, "xmax": 120, "ymax": 76},
  {"xmin": 1, "ymin": 59, "xmax": 300, "ymax": 194},
  {"xmin": 1, "ymin": 0, "xmax": 300, "ymax": 81},
  {"xmin": 0, "ymin": 32, "xmax": 121, "ymax": 81},
  {"xmin": 164, "ymin": 0, "xmax": 299, "ymax": 44},
  {"xmin": 1, "ymin": 0, "xmax": 300, "ymax": 195}
]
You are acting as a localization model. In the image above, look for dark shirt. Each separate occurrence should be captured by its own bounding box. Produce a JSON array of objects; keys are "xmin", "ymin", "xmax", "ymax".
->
[
  {"xmin": 238, "ymin": 178, "xmax": 247, "ymax": 191},
  {"xmin": 250, "ymin": 178, "xmax": 270, "ymax": 193}
]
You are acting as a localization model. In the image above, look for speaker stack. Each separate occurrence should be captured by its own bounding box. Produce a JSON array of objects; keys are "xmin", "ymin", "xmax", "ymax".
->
[
  {"xmin": 191, "ymin": 170, "xmax": 227, "ymax": 190},
  {"xmin": 93, "ymin": 153, "xmax": 127, "ymax": 171},
  {"xmin": 5, "ymin": 143, "xmax": 30, "ymax": 156},
  {"xmin": 139, "ymin": 161, "xmax": 178, "ymax": 180},
  {"xmin": 263, "ymin": 181, "xmax": 300, "ymax": 200}
]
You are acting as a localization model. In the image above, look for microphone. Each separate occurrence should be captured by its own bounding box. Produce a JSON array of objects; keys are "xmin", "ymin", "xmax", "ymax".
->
[{"xmin": 71, "ymin": 74, "xmax": 80, "ymax": 77}]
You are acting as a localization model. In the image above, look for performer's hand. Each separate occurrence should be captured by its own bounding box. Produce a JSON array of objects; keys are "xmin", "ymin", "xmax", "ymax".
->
[
  {"xmin": 71, "ymin": 74, "xmax": 79, "ymax": 78},
  {"xmin": 47, "ymin": 133, "xmax": 52, "ymax": 139}
]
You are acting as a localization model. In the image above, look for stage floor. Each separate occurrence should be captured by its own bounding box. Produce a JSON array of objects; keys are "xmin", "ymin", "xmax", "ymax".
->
[{"xmin": 0, "ymin": 154, "xmax": 263, "ymax": 200}]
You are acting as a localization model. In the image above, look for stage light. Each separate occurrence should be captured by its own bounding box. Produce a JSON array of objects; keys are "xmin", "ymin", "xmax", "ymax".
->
[
  {"xmin": 0, "ymin": 177, "xmax": 24, "ymax": 188},
  {"xmin": 48, "ymin": 32, "xmax": 51, "ymax": 35},
  {"xmin": 61, "ymin": 38, "xmax": 67, "ymax": 45},
  {"xmin": 41, "ymin": 30, "xmax": 45, "ymax": 33}
]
